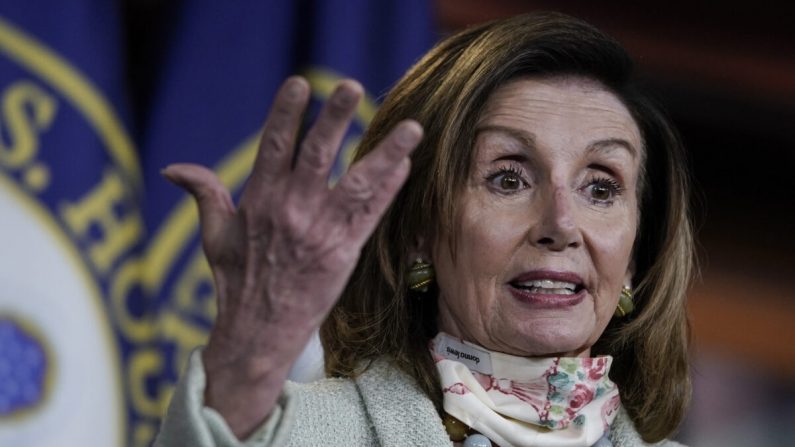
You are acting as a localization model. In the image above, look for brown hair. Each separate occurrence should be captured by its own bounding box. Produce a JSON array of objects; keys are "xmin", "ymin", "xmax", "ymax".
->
[{"xmin": 320, "ymin": 12, "xmax": 693, "ymax": 442}]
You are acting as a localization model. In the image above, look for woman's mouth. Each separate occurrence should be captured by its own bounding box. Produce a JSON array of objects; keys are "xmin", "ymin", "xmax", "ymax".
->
[
  {"xmin": 510, "ymin": 279, "xmax": 580, "ymax": 295},
  {"xmin": 508, "ymin": 272, "xmax": 586, "ymax": 308}
]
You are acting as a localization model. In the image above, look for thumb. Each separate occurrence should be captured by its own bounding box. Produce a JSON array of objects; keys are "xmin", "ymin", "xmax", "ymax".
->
[{"xmin": 162, "ymin": 163, "xmax": 235, "ymax": 239}]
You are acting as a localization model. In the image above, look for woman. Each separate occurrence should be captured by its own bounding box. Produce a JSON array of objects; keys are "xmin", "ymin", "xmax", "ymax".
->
[{"xmin": 157, "ymin": 12, "xmax": 693, "ymax": 447}]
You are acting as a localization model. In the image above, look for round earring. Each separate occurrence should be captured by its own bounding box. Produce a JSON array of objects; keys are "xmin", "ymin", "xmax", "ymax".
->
[
  {"xmin": 407, "ymin": 258, "xmax": 434, "ymax": 292},
  {"xmin": 614, "ymin": 286, "xmax": 634, "ymax": 317}
]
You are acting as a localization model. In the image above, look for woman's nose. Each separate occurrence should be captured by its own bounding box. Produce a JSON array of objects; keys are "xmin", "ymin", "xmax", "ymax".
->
[{"xmin": 529, "ymin": 187, "xmax": 582, "ymax": 251}]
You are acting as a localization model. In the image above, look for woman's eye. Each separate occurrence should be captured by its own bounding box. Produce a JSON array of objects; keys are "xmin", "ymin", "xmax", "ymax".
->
[
  {"xmin": 591, "ymin": 184, "xmax": 612, "ymax": 200},
  {"xmin": 585, "ymin": 177, "xmax": 622, "ymax": 203},
  {"xmin": 499, "ymin": 173, "xmax": 523, "ymax": 190},
  {"xmin": 487, "ymin": 167, "xmax": 528, "ymax": 193}
]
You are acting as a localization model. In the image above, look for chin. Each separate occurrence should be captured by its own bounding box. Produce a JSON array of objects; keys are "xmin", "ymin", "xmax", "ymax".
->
[{"xmin": 509, "ymin": 319, "xmax": 594, "ymax": 357}]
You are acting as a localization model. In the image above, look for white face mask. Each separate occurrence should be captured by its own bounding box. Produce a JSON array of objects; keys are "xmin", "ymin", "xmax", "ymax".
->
[{"xmin": 431, "ymin": 333, "xmax": 621, "ymax": 447}]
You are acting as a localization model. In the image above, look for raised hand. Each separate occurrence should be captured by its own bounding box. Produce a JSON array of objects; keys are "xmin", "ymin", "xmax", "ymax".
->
[{"xmin": 162, "ymin": 76, "xmax": 422, "ymax": 438}]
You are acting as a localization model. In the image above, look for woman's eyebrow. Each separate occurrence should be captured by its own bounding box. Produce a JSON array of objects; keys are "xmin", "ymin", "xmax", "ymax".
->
[
  {"xmin": 475, "ymin": 124, "xmax": 537, "ymax": 149},
  {"xmin": 586, "ymin": 138, "xmax": 638, "ymax": 159}
]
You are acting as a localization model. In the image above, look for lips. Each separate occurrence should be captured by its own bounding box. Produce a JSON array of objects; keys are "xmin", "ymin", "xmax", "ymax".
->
[{"xmin": 508, "ymin": 271, "xmax": 586, "ymax": 308}]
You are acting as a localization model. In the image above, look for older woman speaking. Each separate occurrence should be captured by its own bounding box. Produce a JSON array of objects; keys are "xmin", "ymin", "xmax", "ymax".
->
[{"xmin": 157, "ymin": 12, "xmax": 693, "ymax": 447}]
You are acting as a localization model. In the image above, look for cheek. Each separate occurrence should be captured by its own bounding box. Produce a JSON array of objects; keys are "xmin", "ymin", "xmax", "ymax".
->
[
  {"xmin": 589, "ymin": 220, "xmax": 636, "ymax": 310},
  {"xmin": 456, "ymin": 202, "xmax": 530, "ymax": 279},
  {"xmin": 598, "ymin": 226, "xmax": 635, "ymax": 269},
  {"xmin": 434, "ymin": 199, "xmax": 529, "ymax": 305}
]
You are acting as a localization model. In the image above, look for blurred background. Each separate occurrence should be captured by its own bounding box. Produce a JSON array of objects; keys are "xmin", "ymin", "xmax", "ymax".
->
[{"xmin": 0, "ymin": 0, "xmax": 792, "ymax": 446}]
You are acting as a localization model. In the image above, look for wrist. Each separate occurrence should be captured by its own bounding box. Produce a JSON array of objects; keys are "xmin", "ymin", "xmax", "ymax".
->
[{"xmin": 201, "ymin": 345, "xmax": 294, "ymax": 439}]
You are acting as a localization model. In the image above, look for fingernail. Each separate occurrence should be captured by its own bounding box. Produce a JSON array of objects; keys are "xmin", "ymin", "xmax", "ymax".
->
[
  {"xmin": 285, "ymin": 77, "xmax": 306, "ymax": 99},
  {"xmin": 160, "ymin": 165, "xmax": 183, "ymax": 185},
  {"xmin": 335, "ymin": 88, "xmax": 356, "ymax": 107},
  {"xmin": 396, "ymin": 123, "xmax": 421, "ymax": 147}
]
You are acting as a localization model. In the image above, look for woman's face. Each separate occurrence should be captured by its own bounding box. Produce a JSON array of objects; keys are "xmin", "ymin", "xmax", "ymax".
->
[{"xmin": 433, "ymin": 76, "xmax": 642, "ymax": 357}]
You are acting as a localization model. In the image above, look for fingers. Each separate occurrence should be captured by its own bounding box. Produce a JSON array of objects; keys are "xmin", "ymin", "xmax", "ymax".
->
[
  {"xmin": 162, "ymin": 163, "xmax": 235, "ymax": 239},
  {"xmin": 325, "ymin": 120, "xmax": 423, "ymax": 243},
  {"xmin": 242, "ymin": 76, "xmax": 311, "ymax": 206},
  {"xmin": 289, "ymin": 80, "xmax": 363, "ymax": 201}
]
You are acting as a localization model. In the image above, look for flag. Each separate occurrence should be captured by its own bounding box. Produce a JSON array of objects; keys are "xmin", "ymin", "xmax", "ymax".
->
[{"xmin": 0, "ymin": 0, "xmax": 433, "ymax": 445}]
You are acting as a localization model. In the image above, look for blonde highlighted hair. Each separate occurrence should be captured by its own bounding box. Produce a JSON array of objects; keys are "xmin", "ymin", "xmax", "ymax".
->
[{"xmin": 320, "ymin": 12, "xmax": 693, "ymax": 442}]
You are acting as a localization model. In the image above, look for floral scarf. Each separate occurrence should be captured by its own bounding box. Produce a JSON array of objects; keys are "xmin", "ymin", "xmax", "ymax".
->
[{"xmin": 431, "ymin": 333, "xmax": 621, "ymax": 447}]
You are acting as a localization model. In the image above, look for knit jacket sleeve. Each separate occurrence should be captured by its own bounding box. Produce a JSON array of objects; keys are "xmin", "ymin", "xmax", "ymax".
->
[{"xmin": 154, "ymin": 349, "xmax": 377, "ymax": 446}]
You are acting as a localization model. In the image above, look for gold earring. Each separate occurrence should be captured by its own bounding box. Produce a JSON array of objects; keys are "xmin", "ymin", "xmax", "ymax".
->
[
  {"xmin": 407, "ymin": 258, "xmax": 434, "ymax": 292},
  {"xmin": 614, "ymin": 286, "xmax": 634, "ymax": 317}
]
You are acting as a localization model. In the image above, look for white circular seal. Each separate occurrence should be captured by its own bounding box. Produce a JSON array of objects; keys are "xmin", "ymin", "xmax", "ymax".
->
[{"xmin": 0, "ymin": 180, "xmax": 122, "ymax": 447}]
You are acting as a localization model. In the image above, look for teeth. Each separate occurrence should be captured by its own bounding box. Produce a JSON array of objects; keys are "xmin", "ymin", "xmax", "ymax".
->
[
  {"xmin": 514, "ymin": 279, "xmax": 577, "ymax": 291},
  {"xmin": 518, "ymin": 279, "xmax": 577, "ymax": 290},
  {"xmin": 525, "ymin": 287, "xmax": 575, "ymax": 295}
]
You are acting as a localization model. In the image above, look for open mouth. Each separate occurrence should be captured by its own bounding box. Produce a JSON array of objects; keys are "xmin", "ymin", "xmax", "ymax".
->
[{"xmin": 509, "ymin": 279, "xmax": 585, "ymax": 295}]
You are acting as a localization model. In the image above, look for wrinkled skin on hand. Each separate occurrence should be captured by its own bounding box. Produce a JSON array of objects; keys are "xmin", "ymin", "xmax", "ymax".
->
[{"xmin": 162, "ymin": 76, "xmax": 422, "ymax": 438}]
